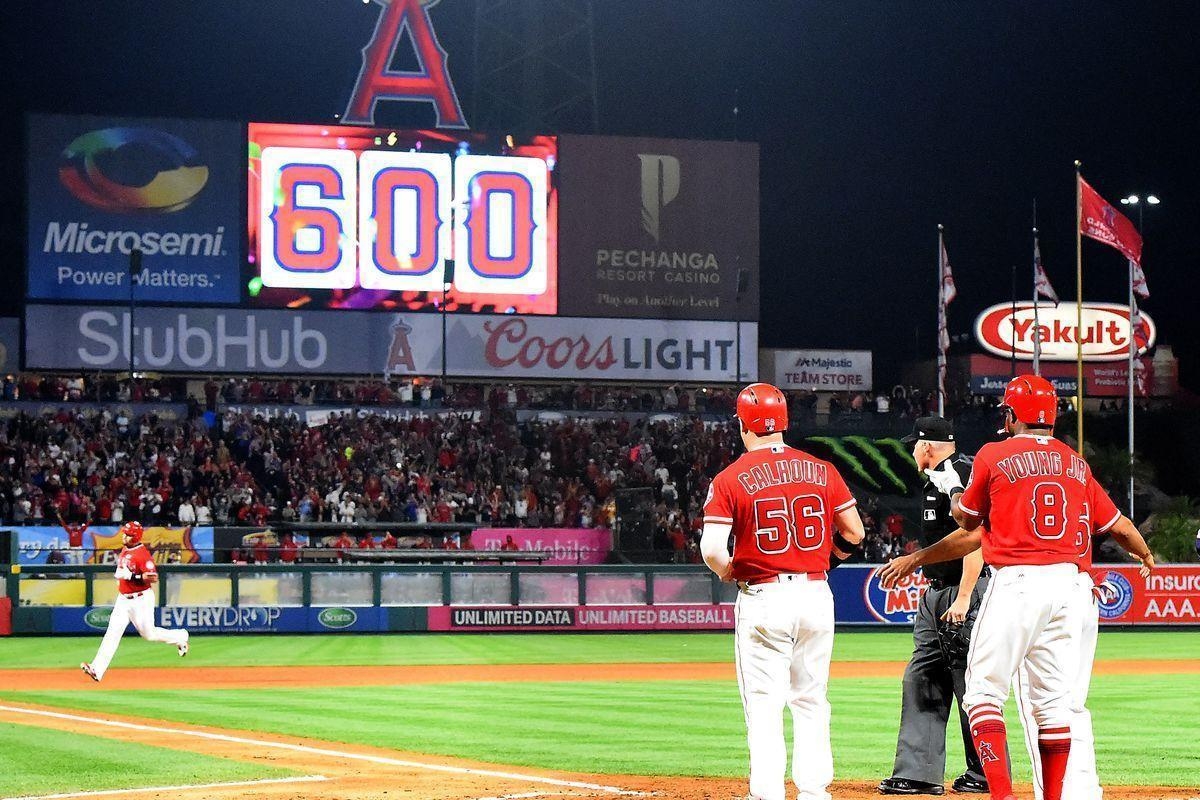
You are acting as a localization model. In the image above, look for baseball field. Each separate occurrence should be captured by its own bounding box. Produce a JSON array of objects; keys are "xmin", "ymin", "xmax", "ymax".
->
[{"xmin": 0, "ymin": 631, "xmax": 1197, "ymax": 800}]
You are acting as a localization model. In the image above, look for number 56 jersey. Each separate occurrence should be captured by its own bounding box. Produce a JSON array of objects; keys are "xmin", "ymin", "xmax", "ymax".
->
[
  {"xmin": 704, "ymin": 444, "xmax": 857, "ymax": 583},
  {"xmin": 957, "ymin": 434, "xmax": 1122, "ymax": 567}
]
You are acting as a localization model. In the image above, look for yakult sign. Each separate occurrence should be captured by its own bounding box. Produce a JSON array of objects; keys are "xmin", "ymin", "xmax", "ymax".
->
[{"xmin": 975, "ymin": 302, "xmax": 1155, "ymax": 362}]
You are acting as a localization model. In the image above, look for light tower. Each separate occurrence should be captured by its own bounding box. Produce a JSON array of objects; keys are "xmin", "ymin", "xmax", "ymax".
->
[{"xmin": 472, "ymin": 0, "xmax": 600, "ymax": 133}]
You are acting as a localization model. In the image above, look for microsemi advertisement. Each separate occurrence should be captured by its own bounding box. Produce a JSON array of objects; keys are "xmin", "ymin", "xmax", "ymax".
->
[
  {"xmin": 26, "ymin": 114, "xmax": 243, "ymax": 303},
  {"xmin": 248, "ymin": 123, "xmax": 557, "ymax": 314},
  {"xmin": 16, "ymin": 526, "xmax": 215, "ymax": 565}
]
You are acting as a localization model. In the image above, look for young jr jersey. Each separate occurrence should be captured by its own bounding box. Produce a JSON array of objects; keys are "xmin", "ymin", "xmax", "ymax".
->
[
  {"xmin": 957, "ymin": 434, "xmax": 1121, "ymax": 567},
  {"xmin": 116, "ymin": 544, "xmax": 158, "ymax": 595},
  {"xmin": 704, "ymin": 443, "xmax": 856, "ymax": 583}
]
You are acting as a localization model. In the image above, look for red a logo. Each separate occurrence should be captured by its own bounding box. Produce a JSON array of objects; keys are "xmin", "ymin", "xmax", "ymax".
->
[
  {"xmin": 977, "ymin": 742, "xmax": 999, "ymax": 764},
  {"xmin": 344, "ymin": 0, "xmax": 468, "ymax": 129}
]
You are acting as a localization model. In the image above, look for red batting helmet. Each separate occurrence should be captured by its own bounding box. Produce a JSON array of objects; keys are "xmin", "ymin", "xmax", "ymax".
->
[
  {"xmin": 1002, "ymin": 374, "xmax": 1058, "ymax": 426},
  {"xmin": 736, "ymin": 383, "xmax": 788, "ymax": 435},
  {"xmin": 119, "ymin": 521, "xmax": 144, "ymax": 544}
]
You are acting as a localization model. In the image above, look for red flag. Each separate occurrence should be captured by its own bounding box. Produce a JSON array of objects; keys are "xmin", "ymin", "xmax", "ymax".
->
[
  {"xmin": 1131, "ymin": 300, "xmax": 1150, "ymax": 353},
  {"xmin": 1079, "ymin": 177, "xmax": 1143, "ymax": 264},
  {"xmin": 1131, "ymin": 259, "xmax": 1150, "ymax": 299}
]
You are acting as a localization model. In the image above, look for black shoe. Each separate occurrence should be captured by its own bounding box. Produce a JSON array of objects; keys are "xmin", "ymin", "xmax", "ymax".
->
[
  {"xmin": 951, "ymin": 775, "xmax": 988, "ymax": 794},
  {"xmin": 879, "ymin": 777, "xmax": 946, "ymax": 795}
]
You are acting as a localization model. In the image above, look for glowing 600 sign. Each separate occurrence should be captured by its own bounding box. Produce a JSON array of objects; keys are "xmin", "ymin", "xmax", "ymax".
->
[{"xmin": 258, "ymin": 147, "xmax": 547, "ymax": 295}]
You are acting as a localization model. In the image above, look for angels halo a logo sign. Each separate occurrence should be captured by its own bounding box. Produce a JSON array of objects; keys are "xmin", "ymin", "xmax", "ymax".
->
[{"xmin": 975, "ymin": 302, "xmax": 1155, "ymax": 362}]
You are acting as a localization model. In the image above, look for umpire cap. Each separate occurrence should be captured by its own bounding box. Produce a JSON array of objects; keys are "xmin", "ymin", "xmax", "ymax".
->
[{"xmin": 901, "ymin": 416, "xmax": 955, "ymax": 445}]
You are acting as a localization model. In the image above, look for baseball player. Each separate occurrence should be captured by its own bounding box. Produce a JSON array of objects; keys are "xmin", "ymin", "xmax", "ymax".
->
[
  {"xmin": 81, "ymin": 522, "xmax": 189, "ymax": 681},
  {"xmin": 880, "ymin": 416, "xmax": 988, "ymax": 796},
  {"xmin": 1014, "ymin": 562, "xmax": 1117, "ymax": 799},
  {"xmin": 701, "ymin": 383, "xmax": 865, "ymax": 800},
  {"xmin": 878, "ymin": 375, "xmax": 1154, "ymax": 800}
]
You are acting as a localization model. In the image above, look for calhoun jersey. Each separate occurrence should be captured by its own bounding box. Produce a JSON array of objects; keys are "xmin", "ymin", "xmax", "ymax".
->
[
  {"xmin": 704, "ymin": 443, "xmax": 856, "ymax": 583},
  {"xmin": 958, "ymin": 434, "xmax": 1121, "ymax": 567},
  {"xmin": 116, "ymin": 544, "xmax": 157, "ymax": 595}
]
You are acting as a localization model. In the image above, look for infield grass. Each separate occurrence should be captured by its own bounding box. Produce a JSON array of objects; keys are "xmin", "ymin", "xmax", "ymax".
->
[
  {"xmin": 0, "ymin": 629, "xmax": 1195, "ymax": 669},
  {"xmin": 0, "ymin": 720, "xmax": 293, "ymax": 796}
]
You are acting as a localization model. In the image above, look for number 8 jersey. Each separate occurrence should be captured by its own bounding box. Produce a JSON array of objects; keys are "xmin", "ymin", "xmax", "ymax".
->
[
  {"xmin": 957, "ymin": 434, "xmax": 1122, "ymax": 567},
  {"xmin": 704, "ymin": 443, "xmax": 857, "ymax": 582}
]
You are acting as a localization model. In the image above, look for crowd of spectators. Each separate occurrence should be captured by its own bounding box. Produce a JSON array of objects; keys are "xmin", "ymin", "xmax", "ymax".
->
[{"xmin": 0, "ymin": 401, "xmax": 916, "ymax": 563}]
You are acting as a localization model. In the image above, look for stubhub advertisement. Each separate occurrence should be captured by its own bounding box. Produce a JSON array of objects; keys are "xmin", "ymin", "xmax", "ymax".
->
[{"xmin": 26, "ymin": 113, "xmax": 242, "ymax": 303}]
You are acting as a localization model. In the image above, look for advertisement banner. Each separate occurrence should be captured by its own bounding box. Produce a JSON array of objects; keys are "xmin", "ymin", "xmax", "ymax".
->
[
  {"xmin": 24, "ymin": 304, "xmax": 757, "ymax": 382},
  {"xmin": 17, "ymin": 526, "xmax": 214, "ymax": 565},
  {"xmin": 0, "ymin": 318, "xmax": 18, "ymax": 374},
  {"xmin": 50, "ymin": 605, "xmax": 389, "ymax": 634},
  {"xmin": 557, "ymin": 135, "xmax": 759, "ymax": 321},
  {"xmin": 1092, "ymin": 566, "xmax": 1200, "ymax": 625},
  {"xmin": 968, "ymin": 354, "xmax": 1177, "ymax": 398},
  {"xmin": 975, "ymin": 302, "xmax": 1154, "ymax": 362},
  {"xmin": 427, "ymin": 604, "xmax": 734, "ymax": 632},
  {"xmin": 444, "ymin": 314, "xmax": 757, "ymax": 382},
  {"xmin": 26, "ymin": 114, "xmax": 242, "ymax": 304},
  {"xmin": 472, "ymin": 528, "xmax": 612, "ymax": 565},
  {"xmin": 764, "ymin": 349, "xmax": 873, "ymax": 392},
  {"xmin": 0, "ymin": 401, "xmax": 189, "ymax": 421}
]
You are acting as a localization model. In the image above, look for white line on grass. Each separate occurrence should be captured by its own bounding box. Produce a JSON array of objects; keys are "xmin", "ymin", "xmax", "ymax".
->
[
  {"xmin": 2, "ymin": 774, "xmax": 328, "ymax": 800},
  {"xmin": 0, "ymin": 705, "xmax": 643, "ymax": 796}
]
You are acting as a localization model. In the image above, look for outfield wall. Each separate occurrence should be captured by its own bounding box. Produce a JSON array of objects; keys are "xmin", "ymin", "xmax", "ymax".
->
[{"xmin": 7, "ymin": 563, "xmax": 1197, "ymax": 635}]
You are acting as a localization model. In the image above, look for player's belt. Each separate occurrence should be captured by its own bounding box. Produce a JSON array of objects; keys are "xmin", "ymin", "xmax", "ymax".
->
[
  {"xmin": 121, "ymin": 590, "xmax": 148, "ymax": 598},
  {"xmin": 740, "ymin": 571, "xmax": 827, "ymax": 589}
]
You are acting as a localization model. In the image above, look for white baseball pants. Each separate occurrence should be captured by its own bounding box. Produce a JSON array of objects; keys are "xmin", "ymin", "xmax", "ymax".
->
[
  {"xmin": 734, "ymin": 576, "xmax": 835, "ymax": 800},
  {"xmin": 89, "ymin": 589, "xmax": 188, "ymax": 680}
]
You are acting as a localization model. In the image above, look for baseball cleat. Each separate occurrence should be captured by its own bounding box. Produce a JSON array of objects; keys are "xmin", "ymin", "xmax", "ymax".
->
[
  {"xmin": 178, "ymin": 638, "xmax": 189, "ymax": 657},
  {"xmin": 80, "ymin": 662, "xmax": 99, "ymax": 682}
]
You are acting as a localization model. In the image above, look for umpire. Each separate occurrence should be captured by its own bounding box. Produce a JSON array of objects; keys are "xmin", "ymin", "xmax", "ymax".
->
[{"xmin": 879, "ymin": 416, "xmax": 988, "ymax": 796}]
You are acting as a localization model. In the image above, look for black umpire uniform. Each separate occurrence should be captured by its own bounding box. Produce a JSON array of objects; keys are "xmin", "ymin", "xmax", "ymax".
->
[{"xmin": 880, "ymin": 417, "xmax": 989, "ymax": 796}]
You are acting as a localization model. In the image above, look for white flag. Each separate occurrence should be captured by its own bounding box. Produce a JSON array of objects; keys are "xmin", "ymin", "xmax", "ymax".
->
[
  {"xmin": 1131, "ymin": 259, "xmax": 1150, "ymax": 299},
  {"xmin": 1034, "ymin": 239, "xmax": 1059, "ymax": 303}
]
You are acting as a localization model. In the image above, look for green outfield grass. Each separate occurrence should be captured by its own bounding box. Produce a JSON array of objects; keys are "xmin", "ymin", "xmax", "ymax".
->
[
  {"xmin": 1, "ymin": 631, "xmax": 1198, "ymax": 788},
  {"xmin": 0, "ymin": 720, "xmax": 294, "ymax": 796},
  {"xmin": 1, "ymin": 629, "xmax": 1196, "ymax": 669}
]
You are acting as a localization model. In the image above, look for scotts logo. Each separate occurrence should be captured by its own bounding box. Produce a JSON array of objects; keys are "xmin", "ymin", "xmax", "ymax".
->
[
  {"xmin": 59, "ymin": 128, "xmax": 209, "ymax": 214},
  {"xmin": 84, "ymin": 608, "xmax": 113, "ymax": 629},
  {"xmin": 343, "ymin": 0, "xmax": 467, "ymax": 128},
  {"xmin": 318, "ymin": 607, "xmax": 358, "ymax": 629},
  {"xmin": 975, "ymin": 302, "xmax": 1155, "ymax": 363},
  {"xmin": 1096, "ymin": 570, "xmax": 1135, "ymax": 620},
  {"xmin": 863, "ymin": 567, "xmax": 928, "ymax": 623}
]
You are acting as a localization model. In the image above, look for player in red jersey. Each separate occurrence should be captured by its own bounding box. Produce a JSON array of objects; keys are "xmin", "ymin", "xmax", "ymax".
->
[
  {"xmin": 81, "ymin": 522, "xmax": 190, "ymax": 681},
  {"xmin": 880, "ymin": 376, "xmax": 1153, "ymax": 800},
  {"xmin": 701, "ymin": 383, "xmax": 865, "ymax": 800}
]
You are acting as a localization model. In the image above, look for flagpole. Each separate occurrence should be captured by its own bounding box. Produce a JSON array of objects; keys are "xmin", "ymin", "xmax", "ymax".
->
[
  {"xmin": 1127, "ymin": 260, "xmax": 1136, "ymax": 518},
  {"xmin": 937, "ymin": 224, "xmax": 945, "ymax": 416},
  {"xmin": 1032, "ymin": 226, "xmax": 1041, "ymax": 376},
  {"xmin": 1074, "ymin": 161, "xmax": 1084, "ymax": 453}
]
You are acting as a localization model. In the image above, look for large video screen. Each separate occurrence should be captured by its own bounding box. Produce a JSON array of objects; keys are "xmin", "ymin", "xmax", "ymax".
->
[{"xmin": 248, "ymin": 124, "xmax": 557, "ymax": 314}]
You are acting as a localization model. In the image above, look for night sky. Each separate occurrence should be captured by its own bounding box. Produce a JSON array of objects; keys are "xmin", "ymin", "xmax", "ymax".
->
[{"xmin": 3, "ymin": 1, "xmax": 1197, "ymax": 388}]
